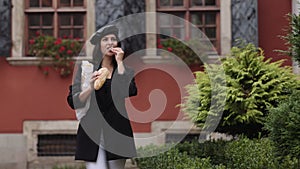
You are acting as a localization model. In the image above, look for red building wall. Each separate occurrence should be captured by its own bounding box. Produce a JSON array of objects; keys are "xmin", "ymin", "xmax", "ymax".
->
[
  {"xmin": 0, "ymin": 57, "xmax": 191, "ymax": 133},
  {"xmin": 0, "ymin": 57, "xmax": 75, "ymax": 133},
  {"xmin": 258, "ymin": 0, "xmax": 292, "ymax": 66},
  {"xmin": 0, "ymin": 0, "xmax": 293, "ymax": 133}
]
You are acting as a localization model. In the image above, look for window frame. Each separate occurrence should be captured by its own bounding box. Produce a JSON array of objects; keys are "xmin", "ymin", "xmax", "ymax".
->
[
  {"xmin": 8, "ymin": 0, "xmax": 95, "ymax": 65},
  {"xmin": 24, "ymin": 0, "xmax": 87, "ymax": 56},
  {"xmin": 156, "ymin": 0, "xmax": 221, "ymax": 53}
]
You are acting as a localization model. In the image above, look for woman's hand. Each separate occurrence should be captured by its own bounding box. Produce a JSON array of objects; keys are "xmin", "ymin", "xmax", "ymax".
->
[
  {"xmin": 111, "ymin": 47, "xmax": 124, "ymax": 63},
  {"xmin": 90, "ymin": 71, "xmax": 101, "ymax": 88},
  {"xmin": 79, "ymin": 70, "xmax": 100, "ymax": 103}
]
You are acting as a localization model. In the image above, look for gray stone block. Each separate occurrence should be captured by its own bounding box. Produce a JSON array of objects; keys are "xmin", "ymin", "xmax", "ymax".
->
[{"xmin": 0, "ymin": 134, "xmax": 27, "ymax": 169}]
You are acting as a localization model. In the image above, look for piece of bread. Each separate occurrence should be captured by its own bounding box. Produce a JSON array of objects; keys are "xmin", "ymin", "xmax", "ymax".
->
[{"xmin": 94, "ymin": 67, "xmax": 110, "ymax": 90}]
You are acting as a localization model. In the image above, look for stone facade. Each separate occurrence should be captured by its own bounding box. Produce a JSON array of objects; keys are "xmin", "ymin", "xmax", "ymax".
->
[
  {"xmin": 0, "ymin": 0, "xmax": 11, "ymax": 57},
  {"xmin": 0, "ymin": 134, "xmax": 27, "ymax": 169},
  {"xmin": 231, "ymin": 0, "xmax": 258, "ymax": 47}
]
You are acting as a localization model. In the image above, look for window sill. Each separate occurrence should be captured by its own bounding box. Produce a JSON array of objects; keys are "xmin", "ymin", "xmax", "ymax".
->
[
  {"xmin": 6, "ymin": 57, "xmax": 92, "ymax": 66},
  {"xmin": 141, "ymin": 55, "xmax": 177, "ymax": 64},
  {"xmin": 142, "ymin": 52, "xmax": 220, "ymax": 65}
]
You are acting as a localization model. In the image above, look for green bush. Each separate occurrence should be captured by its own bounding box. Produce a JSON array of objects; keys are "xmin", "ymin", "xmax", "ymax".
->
[
  {"xmin": 225, "ymin": 137, "xmax": 279, "ymax": 169},
  {"xmin": 175, "ymin": 140, "xmax": 227, "ymax": 165},
  {"xmin": 135, "ymin": 138, "xmax": 299, "ymax": 169},
  {"xmin": 265, "ymin": 89, "xmax": 300, "ymax": 159},
  {"xmin": 225, "ymin": 137, "xmax": 299, "ymax": 169},
  {"xmin": 136, "ymin": 143, "xmax": 226, "ymax": 169},
  {"xmin": 52, "ymin": 165, "xmax": 85, "ymax": 169},
  {"xmin": 181, "ymin": 43, "xmax": 300, "ymax": 138},
  {"xmin": 279, "ymin": 13, "xmax": 300, "ymax": 65}
]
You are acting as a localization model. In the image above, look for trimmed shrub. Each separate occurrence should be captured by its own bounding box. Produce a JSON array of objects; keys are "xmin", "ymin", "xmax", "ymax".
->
[
  {"xmin": 181, "ymin": 43, "xmax": 300, "ymax": 138},
  {"xmin": 225, "ymin": 138, "xmax": 279, "ymax": 169},
  {"xmin": 135, "ymin": 138, "xmax": 299, "ymax": 169},
  {"xmin": 136, "ymin": 143, "xmax": 226, "ymax": 169},
  {"xmin": 265, "ymin": 89, "xmax": 300, "ymax": 159},
  {"xmin": 175, "ymin": 139, "xmax": 227, "ymax": 165},
  {"xmin": 52, "ymin": 165, "xmax": 85, "ymax": 169}
]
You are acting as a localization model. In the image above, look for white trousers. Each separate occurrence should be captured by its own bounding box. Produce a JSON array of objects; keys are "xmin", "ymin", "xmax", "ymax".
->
[{"xmin": 86, "ymin": 146, "xmax": 126, "ymax": 169}]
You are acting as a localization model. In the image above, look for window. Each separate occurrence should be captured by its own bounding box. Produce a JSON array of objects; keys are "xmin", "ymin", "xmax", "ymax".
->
[
  {"xmin": 25, "ymin": 0, "xmax": 86, "ymax": 56},
  {"xmin": 9, "ymin": 0, "xmax": 94, "ymax": 65},
  {"xmin": 23, "ymin": 120, "xmax": 78, "ymax": 164},
  {"xmin": 156, "ymin": 0, "xmax": 220, "ymax": 53},
  {"xmin": 38, "ymin": 134, "xmax": 76, "ymax": 156}
]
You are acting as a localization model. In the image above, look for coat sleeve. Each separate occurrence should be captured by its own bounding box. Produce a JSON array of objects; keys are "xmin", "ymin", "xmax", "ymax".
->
[
  {"xmin": 67, "ymin": 63, "xmax": 87, "ymax": 109},
  {"xmin": 113, "ymin": 66, "xmax": 137, "ymax": 98}
]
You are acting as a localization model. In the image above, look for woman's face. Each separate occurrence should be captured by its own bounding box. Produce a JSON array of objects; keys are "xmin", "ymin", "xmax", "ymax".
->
[{"xmin": 100, "ymin": 34, "xmax": 118, "ymax": 56}]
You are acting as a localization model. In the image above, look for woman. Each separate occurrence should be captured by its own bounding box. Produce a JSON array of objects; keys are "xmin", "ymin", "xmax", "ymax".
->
[{"xmin": 67, "ymin": 25, "xmax": 137, "ymax": 169}]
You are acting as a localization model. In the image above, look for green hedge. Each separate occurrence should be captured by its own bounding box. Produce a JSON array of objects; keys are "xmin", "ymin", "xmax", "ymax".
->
[
  {"xmin": 175, "ymin": 139, "xmax": 227, "ymax": 165},
  {"xmin": 52, "ymin": 165, "xmax": 85, "ymax": 169},
  {"xmin": 136, "ymin": 144, "xmax": 225, "ymax": 169},
  {"xmin": 225, "ymin": 137, "xmax": 278, "ymax": 169},
  {"xmin": 135, "ymin": 138, "xmax": 299, "ymax": 169},
  {"xmin": 265, "ymin": 89, "xmax": 300, "ymax": 159}
]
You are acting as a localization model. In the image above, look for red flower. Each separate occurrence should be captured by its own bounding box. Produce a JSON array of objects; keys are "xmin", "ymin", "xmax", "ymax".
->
[
  {"xmin": 59, "ymin": 46, "xmax": 66, "ymax": 52},
  {"xmin": 29, "ymin": 35, "xmax": 82, "ymax": 77},
  {"xmin": 29, "ymin": 39, "xmax": 35, "ymax": 44},
  {"xmin": 43, "ymin": 66, "xmax": 50, "ymax": 75},
  {"xmin": 167, "ymin": 47, "xmax": 173, "ymax": 52},
  {"xmin": 36, "ymin": 31, "xmax": 40, "ymax": 36},
  {"xmin": 67, "ymin": 50, "xmax": 73, "ymax": 55},
  {"xmin": 158, "ymin": 44, "xmax": 163, "ymax": 49},
  {"xmin": 157, "ymin": 38, "xmax": 161, "ymax": 44},
  {"xmin": 54, "ymin": 38, "xmax": 62, "ymax": 45},
  {"xmin": 63, "ymin": 35, "xmax": 68, "ymax": 39}
]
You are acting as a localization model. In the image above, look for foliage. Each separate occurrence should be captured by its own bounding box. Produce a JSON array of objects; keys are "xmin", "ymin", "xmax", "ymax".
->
[
  {"xmin": 175, "ymin": 139, "xmax": 227, "ymax": 165},
  {"xmin": 136, "ymin": 143, "xmax": 226, "ymax": 169},
  {"xmin": 181, "ymin": 43, "xmax": 300, "ymax": 138},
  {"xmin": 52, "ymin": 165, "xmax": 85, "ymax": 169},
  {"xmin": 135, "ymin": 138, "xmax": 299, "ymax": 169},
  {"xmin": 158, "ymin": 38, "xmax": 209, "ymax": 65},
  {"xmin": 29, "ymin": 33, "xmax": 82, "ymax": 77},
  {"xmin": 265, "ymin": 89, "xmax": 300, "ymax": 159},
  {"xmin": 278, "ymin": 13, "xmax": 300, "ymax": 65},
  {"xmin": 225, "ymin": 137, "xmax": 279, "ymax": 169}
]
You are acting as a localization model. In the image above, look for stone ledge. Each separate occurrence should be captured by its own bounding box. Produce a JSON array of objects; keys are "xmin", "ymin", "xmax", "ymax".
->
[
  {"xmin": 6, "ymin": 57, "xmax": 92, "ymax": 66},
  {"xmin": 0, "ymin": 134, "xmax": 27, "ymax": 169}
]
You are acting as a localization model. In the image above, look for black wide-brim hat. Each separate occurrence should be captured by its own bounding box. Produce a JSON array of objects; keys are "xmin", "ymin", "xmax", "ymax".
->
[{"xmin": 90, "ymin": 25, "xmax": 119, "ymax": 45}]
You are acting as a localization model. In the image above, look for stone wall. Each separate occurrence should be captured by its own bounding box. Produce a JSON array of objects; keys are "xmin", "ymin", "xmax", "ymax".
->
[
  {"xmin": 0, "ymin": 0, "xmax": 11, "ymax": 57},
  {"xmin": 0, "ymin": 134, "xmax": 27, "ymax": 169},
  {"xmin": 231, "ymin": 0, "xmax": 258, "ymax": 47}
]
